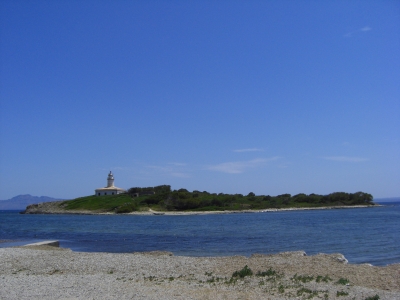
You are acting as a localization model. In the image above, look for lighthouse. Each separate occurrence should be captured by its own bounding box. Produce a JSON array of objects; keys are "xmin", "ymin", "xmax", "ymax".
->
[
  {"xmin": 107, "ymin": 171, "xmax": 114, "ymax": 187},
  {"xmin": 95, "ymin": 171, "xmax": 126, "ymax": 196}
]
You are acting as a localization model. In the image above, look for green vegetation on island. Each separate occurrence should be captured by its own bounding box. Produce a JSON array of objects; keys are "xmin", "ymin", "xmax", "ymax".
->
[{"xmin": 62, "ymin": 185, "xmax": 375, "ymax": 214}]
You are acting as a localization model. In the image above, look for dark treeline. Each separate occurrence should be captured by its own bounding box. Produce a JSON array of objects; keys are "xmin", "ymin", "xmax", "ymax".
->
[
  {"xmin": 127, "ymin": 185, "xmax": 171, "ymax": 196},
  {"xmin": 124, "ymin": 186, "xmax": 374, "ymax": 211}
]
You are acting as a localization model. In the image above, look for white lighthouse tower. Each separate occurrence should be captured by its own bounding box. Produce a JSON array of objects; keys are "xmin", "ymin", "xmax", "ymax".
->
[
  {"xmin": 95, "ymin": 171, "xmax": 126, "ymax": 196},
  {"xmin": 107, "ymin": 171, "xmax": 114, "ymax": 187}
]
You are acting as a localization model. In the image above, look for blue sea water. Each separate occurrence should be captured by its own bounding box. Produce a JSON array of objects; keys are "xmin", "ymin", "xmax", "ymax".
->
[{"xmin": 1, "ymin": 202, "xmax": 399, "ymax": 266}]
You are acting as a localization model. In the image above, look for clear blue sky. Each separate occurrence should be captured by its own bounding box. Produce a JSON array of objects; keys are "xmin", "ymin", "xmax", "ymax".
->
[{"xmin": 1, "ymin": 0, "xmax": 399, "ymax": 200}]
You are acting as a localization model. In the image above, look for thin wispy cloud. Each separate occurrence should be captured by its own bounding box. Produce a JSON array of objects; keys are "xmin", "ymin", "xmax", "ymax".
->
[
  {"xmin": 344, "ymin": 26, "xmax": 372, "ymax": 37},
  {"xmin": 233, "ymin": 148, "xmax": 264, "ymax": 153},
  {"xmin": 207, "ymin": 157, "xmax": 279, "ymax": 174},
  {"xmin": 167, "ymin": 162, "xmax": 187, "ymax": 166},
  {"xmin": 323, "ymin": 156, "xmax": 369, "ymax": 162}
]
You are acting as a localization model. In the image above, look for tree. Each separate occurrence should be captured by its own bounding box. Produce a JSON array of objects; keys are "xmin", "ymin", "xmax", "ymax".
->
[{"xmin": 154, "ymin": 185, "xmax": 171, "ymax": 194}]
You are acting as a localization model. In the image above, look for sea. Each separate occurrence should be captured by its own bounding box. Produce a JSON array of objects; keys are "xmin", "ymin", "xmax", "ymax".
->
[{"xmin": 1, "ymin": 201, "xmax": 399, "ymax": 266}]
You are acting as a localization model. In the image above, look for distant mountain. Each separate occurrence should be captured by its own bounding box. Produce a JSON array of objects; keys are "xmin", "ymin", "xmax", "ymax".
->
[{"xmin": 0, "ymin": 194, "xmax": 65, "ymax": 210}]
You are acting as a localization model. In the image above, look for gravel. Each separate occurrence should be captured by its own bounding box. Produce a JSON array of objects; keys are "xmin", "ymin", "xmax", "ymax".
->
[{"xmin": 1, "ymin": 247, "xmax": 399, "ymax": 299}]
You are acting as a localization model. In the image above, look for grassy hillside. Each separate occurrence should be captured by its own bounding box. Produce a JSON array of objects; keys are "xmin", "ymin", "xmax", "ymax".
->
[
  {"xmin": 61, "ymin": 187, "xmax": 375, "ymax": 214},
  {"xmin": 63, "ymin": 194, "xmax": 140, "ymax": 213}
]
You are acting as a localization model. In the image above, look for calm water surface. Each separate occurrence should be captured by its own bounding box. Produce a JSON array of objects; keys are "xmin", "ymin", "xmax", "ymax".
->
[{"xmin": 1, "ymin": 202, "xmax": 399, "ymax": 266}]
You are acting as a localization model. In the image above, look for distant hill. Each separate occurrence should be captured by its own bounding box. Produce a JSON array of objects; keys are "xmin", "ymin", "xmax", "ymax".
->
[{"xmin": 0, "ymin": 194, "xmax": 65, "ymax": 210}]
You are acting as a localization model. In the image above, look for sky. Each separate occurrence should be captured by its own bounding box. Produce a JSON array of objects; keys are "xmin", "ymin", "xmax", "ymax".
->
[{"xmin": 0, "ymin": 0, "xmax": 399, "ymax": 200}]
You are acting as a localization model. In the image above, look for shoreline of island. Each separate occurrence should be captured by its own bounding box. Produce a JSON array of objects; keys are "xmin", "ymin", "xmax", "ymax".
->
[{"xmin": 21, "ymin": 200, "xmax": 379, "ymax": 215}]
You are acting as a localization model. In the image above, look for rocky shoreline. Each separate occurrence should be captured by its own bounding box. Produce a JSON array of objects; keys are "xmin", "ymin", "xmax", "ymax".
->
[
  {"xmin": 21, "ymin": 200, "xmax": 378, "ymax": 215},
  {"xmin": 1, "ymin": 247, "xmax": 399, "ymax": 299}
]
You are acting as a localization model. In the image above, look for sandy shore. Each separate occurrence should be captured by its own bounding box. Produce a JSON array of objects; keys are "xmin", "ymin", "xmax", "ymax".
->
[
  {"xmin": 1, "ymin": 246, "xmax": 399, "ymax": 300},
  {"xmin": 135, "ymin": 206, "xmax": 378, "ymax": 216},
  {"xmin": 22, "ymin": 200, "xmax": 378, "ymax": 215}
]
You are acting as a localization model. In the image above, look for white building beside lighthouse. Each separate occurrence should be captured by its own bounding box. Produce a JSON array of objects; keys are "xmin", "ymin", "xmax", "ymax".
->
[{"xmin": 95, "ymin": 171, "xmax": 126, "ymax": 196}]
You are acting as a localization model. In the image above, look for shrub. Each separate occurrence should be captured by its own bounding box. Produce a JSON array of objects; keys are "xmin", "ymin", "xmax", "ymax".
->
[
  {"xmin": 316, "ymin": 275, "xmax": 332, "ymax": 282},
  {"xmin": 232, "ymin": 265, "xmax": 253, "ymax": 278},
  {"xmin": 292, "ymin": 274, "xmax": 314, "ymax": 283},
  {"xmin": 336, "ymin": 278, "xmax": 350, "ymax": 285},
  {"xmin": 365, "ymin": 295, "xmax": 379, "ymax": 300},
  {"xmin": 297, "ymin": 287, "xmax": 313, "ymax": 296},
  {"xmin": 256, "ymin": 268, "xmax": 276, "ymax": 277}
]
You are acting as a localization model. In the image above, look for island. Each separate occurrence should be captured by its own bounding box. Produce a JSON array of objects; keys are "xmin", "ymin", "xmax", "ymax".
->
[{"xmin": 21, "ymin": 185, "xmax": 376, "ymax": 214}]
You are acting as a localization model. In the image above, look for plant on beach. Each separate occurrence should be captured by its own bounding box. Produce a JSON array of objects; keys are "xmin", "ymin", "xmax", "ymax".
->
[
  {"xmin": 291, "ymin": 273, "xmax": 314, "ymax": 283},
  {"xmin": 365, "ymin": 295, "xmax": 379, "ymax": 300},
  {"xmin": 145, "ymin": 276, "xmax": 156, "ymax": 281},
  {"xmin": 297, "ymin": 287, "xmax": 316, "ymax": 297},
  {"xmin": 256, "ymin": 268, "xmax": 277, "ymax": 277},
  {"xmin": 278, "ymin": 285, "xmax": 285, "ymax": 293},
  {"xmin": 336, "ymin": 290, "xmax": 349, "ymax": 296},
  {"xmin": 316, "ymin": 275, "xmax": 332, "ymax": 282},
  {"xmin": 336, "ymin": 278, "xmax": 350, "ymax": 285},
  {"xmin": 225, "ymin": 277, "xmax": 237, "ymax": 285},
  {"xmin": 206, "ymin": 277, "xmax": 215, "ymax": 283},
  {"xmin": 232, "ymin": 265, "xmax": 253, "ymax": 278}
]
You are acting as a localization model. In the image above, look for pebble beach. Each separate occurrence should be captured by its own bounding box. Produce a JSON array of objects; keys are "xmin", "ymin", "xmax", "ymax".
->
[{"xmin": 1, "ymin": 246, "xmax": 399, "ymax": 300}]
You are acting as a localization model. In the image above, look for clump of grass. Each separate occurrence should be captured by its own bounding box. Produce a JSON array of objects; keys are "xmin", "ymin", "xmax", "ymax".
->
[
  {"xmin": 297, "ymin": 287, "xmax": 314, "ymax": 296},
  {"xmin": 206, "ymin": 277, "xmax": 223, "ymax": 284},
  {"xmin": 336, "ymin": 278, "xmax": 350, "ymax": 285},
  {"xmin": 145, "ymin": 276, "xmax": 156, "ymax": 281},
  {"xmin": 292, "ymin": 273, "xmax": 314, "ymax": 283},
  {"xmin": 225, "ymin": 277, "xmax": 237, "ymax": 285},
  {"xmin": 232, "ymin": 265, "xmax": 253, "ymax": 278},
  {"xmin": 256, "ymin": 268, "xmax": 276, "ymax": 277},
  {"xmin": 316, "ymin": 275, "xmax": 332, "ymax": 283},
  {"xmin": 206, "ymin": 277, "xmax": 215, "ymax": 283},
  {"xmin": 168, "ymin": 276, "xmax": 174, "ymax": 281},
  {"xmin": 365, "ymin": 295, "xmax": 380, "ymax": 300},
  {"xmin": 337, "ymin": 290, "xmax": 349, "ymax": 297},
  {"xmin": 278, "ymin": 285, "xmax": 285, "ymax": 293}
]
